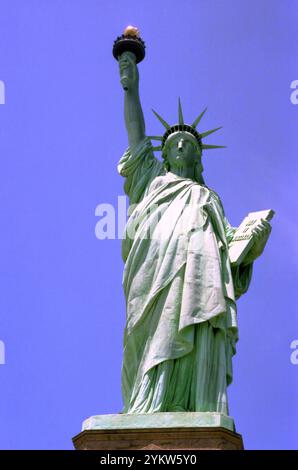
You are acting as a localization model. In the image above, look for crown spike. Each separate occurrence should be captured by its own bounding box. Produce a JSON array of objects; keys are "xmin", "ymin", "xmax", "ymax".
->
[
  {"xmin": 152, "ymin": 109, "xmax": 171, "ymax": 130},
  {"xmin": 192, "ymin": 107, "xmax": 207, "ymax": 128},
  {"xmin": 201, "ymin": 144, "xmax": 226, "ymax": 150},
  {"xmin": 178, "ymin": 97, "xmax": 184, "ymax": 125},
  {"xmin": 200, "ymin": 126, "xmax": 222, "ymax": 139}
]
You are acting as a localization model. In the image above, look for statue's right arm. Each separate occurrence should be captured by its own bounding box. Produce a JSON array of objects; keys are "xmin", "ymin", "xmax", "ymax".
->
[{"xmin": 118, "ymin": 51, "xmax": 145, "ymax": 150}]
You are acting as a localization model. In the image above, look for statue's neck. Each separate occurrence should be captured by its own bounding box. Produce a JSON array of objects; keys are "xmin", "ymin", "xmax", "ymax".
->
[{"xmin": 169, "ymin": 167, "xmax": 195, "ymax": 179}]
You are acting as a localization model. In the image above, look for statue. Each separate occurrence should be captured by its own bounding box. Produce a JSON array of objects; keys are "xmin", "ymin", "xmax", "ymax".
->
[{"xmin": 113, "ymin": 27, "xmax": 272, "ymax": 416}]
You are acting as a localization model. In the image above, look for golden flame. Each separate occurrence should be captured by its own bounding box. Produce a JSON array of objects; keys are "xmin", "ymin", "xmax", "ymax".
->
[{"xmin": 123, "ymin": 25, "xmax": 140, "ymax": 38}]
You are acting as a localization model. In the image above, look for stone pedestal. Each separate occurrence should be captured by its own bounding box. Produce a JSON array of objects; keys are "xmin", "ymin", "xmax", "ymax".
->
[{"xmin": 73, "ymin": 412, "xmax": 243, "ymax": 450}]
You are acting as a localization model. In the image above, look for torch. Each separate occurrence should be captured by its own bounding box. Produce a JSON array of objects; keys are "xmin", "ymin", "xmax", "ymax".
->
[{"xmin": 113, "ymin": 26, "xmax": 146, "ymax": 90}]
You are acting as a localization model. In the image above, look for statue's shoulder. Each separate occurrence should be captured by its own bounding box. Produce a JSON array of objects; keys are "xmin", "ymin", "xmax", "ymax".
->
[
  {"xmin": 203, "ymin": 185, "xmax": 222, "ymax": 202},
  {"xmin": 204, "ymin": 186, "xmax": 225, "ymax": 212},
  {"xmin": 147, "ymin": 172, "xmax": 167, "ymax": 191}
]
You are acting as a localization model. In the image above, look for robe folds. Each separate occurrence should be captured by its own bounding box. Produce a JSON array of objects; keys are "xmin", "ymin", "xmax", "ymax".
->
[{"xmin": 118, "ymin": 137, "xmax": 252, "ymax": 414}]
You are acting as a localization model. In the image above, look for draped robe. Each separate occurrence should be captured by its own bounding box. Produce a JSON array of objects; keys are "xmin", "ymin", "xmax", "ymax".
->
[{"xmin": 118, "ymin": 137, "xmax": 252, "ymax": 415}]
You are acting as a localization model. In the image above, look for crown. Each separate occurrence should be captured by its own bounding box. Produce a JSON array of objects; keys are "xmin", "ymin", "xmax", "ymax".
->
[{"xmin": 149, "ymin": 98, "xmax": 225, "ymax": 152}]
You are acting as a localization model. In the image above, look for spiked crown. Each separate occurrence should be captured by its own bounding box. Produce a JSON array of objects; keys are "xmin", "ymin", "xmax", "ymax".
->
[{"xmin": 149, "ymin": 98, "xmax": 225, "ymax": 153}]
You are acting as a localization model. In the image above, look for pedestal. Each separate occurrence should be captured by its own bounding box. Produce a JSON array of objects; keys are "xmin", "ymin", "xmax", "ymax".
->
[{"xmin": 73, "ymin": 412, "xmax": 244, "ymax": 450}]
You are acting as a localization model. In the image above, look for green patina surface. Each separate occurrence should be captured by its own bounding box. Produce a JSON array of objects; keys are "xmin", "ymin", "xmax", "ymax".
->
[
  {"xmin": 112, "ymin": 42, "xmax": 272, "ymax": 417},
  {"xmin": 82, "ymin": 412, "xmax": 235, "ymax": 432}
]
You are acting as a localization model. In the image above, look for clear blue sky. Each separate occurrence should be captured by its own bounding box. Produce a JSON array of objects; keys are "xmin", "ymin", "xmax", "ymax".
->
[{"xmin": 0, "ymin": 0, "xmax": 297, "ymax": 450}]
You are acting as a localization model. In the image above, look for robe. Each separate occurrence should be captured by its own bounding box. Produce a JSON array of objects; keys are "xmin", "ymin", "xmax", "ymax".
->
[{"xmin": 117, "ymin": 137, "xmax": 252, "ymax": 414}]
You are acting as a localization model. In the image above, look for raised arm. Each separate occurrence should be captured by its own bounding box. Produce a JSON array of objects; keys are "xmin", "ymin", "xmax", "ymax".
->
[{"xmin": 118, "ymin": 51, "xmax": 145, "ymax": 149}]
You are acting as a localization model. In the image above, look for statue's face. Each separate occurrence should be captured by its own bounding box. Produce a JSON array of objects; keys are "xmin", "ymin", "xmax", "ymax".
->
[{"xmin": 164, "ymin": 132, "xmax": 201, "ymax": 171}]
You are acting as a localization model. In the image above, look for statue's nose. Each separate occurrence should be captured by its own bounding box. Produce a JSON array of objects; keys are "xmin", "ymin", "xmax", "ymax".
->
[{"xmin": 178, "ymin": 139, "xmax": 184, "ymax": 150}]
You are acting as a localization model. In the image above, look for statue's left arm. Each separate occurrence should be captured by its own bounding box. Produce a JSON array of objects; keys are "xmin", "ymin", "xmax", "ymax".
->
[
  {"xmin": 222, "ymin": 216, "xmax": 253, "ymax": 300},
  {"xmin": 223, "ymin": 215, "xmax": 272, "ymax": 299}
]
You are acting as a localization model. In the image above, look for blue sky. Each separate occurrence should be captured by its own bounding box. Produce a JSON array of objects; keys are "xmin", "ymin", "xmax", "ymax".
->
[{"xmin": 0, "ymin": 0, "xmax": 297, "ymax": 449}]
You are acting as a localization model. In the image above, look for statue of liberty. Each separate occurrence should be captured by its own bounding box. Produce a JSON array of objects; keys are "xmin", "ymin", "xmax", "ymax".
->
[{"xmin": 114, "ymin": 27, "xmax": 272, "ymax": 416}]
